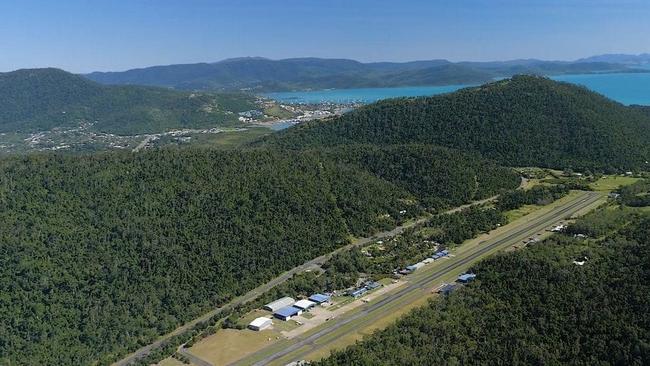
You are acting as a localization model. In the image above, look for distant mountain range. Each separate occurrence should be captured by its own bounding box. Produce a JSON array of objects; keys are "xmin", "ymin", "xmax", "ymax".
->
[
  {"xmin": 0, "ymin": 68, "xmax": 255, "ymax": 134},
  {"xmin": 577, "ymin": 53, "xmax": 650, "ymax": 65},
  {"xmin": 85, "ymin": 57, "xmax": 644, "ymax": 92}
]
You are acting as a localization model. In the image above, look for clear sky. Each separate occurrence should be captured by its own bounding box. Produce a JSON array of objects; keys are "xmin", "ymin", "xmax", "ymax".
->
[{"xmin": 1, "ymin": 0, "xmax": 649, "ymax": 73}]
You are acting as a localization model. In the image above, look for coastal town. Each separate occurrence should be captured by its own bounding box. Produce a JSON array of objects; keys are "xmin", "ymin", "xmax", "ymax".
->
[
  {"xmin": 238, "ymin": 97, "xmax": 360, "ymax": 129},
  {"xmin": 0, "ymin": 98, "xmax": 361, "ymax": 154}
]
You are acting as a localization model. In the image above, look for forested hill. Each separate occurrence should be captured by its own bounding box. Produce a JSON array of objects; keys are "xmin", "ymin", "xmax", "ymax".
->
[
  {"xmin": 265, "ymin": 76, "xmax": 650, "ymax": 171},
  {"xmin": 0, "ymin": 68, "xmax": 255, "ymax": 134},
  {"xmin": 0, "ymin": 146, "xmax": 518, "ymax": 365},
  {"xmin": 84, "ymin": 57, "xmax": 635, "ymax": 92}
]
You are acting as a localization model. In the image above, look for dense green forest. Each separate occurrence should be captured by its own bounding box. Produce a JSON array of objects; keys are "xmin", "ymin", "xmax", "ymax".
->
[
  {"xmin": 265, "ymin": 76, "xmax": 650, "ymax": 171},
  {"xmin": 617, "ymin": 179, "xmax": 650, "ymax": 207},
  {"xmin": 85, "ymin": 57, "xmax": 635, "ymax": 92},
  {"xmin": 0, "ymin": 146, "xmax": 518, "ymax": 365},
  {"xmin": 317, "ymin": 144, "xmax": 519, "ymax": 209},
  {"xmin": 317, "ymin": 207, "xmax": 650, "ymax": 366},
  {"xmin": 495, "ymin": 184, "xmax": 571, "ymax": 211},
  {"xmin": 0, "ymin": 68, "xmax": 255, "ymax": 134}
]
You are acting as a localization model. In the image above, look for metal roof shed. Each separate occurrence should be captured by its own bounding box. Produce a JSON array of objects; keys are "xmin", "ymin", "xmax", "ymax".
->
[
  {"xmin": 406, "ymin": 262, "xmax": 425, "ymax": 272},
  {"xmin": 248, "ymin": 317, "xmax": 272, "ymax": 331},
  {"xmin": 308, "ymin": 294, "xmax": 330, "ymax": 303},
  {"xmin": 263, "ymin": 297, "xmax": 296, "ymax": 312},
  {"xmin": 273, "ymin": 306, "xmax": 302, "ymax": 321},
  {"xmin": 349, "ymin": 288, "xmax": 368, "ymax": 298},
  {"xmin": 294, "ymin": 299, "xmax": 317, "ymax": 310}
]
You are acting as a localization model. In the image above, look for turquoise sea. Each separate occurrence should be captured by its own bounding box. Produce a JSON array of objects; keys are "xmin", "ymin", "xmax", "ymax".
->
[
  {"xmin": 266, "ymin": 84, "xmax": 472, "ymax": 104},
  {"xmin": 551, "ymin": 73, "xmax": 650, "ymax": 106},
  {"xmin": 266, "ymin": 72, "xmax": 650, "ymax": 106}
]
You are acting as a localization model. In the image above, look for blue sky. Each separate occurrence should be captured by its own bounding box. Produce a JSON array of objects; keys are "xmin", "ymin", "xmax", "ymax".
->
[{"xmin": 1, "ymin": 0, "xmax": 649, "ymax": 72}]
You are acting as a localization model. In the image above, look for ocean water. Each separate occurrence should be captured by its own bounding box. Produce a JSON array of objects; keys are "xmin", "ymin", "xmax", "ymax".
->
[
  {"xmin": 266, "ymin": 84, "xmax": 472, "ymax": 104},
  {"xmin": 550, "ymin": 73, "xmax": 650, "ymax": 106},
  {"xmin": 266, "ymin": 72, "xmax": 650, "ymax": 106}
]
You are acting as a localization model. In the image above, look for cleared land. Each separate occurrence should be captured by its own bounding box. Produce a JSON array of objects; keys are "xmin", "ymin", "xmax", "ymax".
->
[
  {"xmin": 155, "ymin": 358, "xmax": 186, "ymax": 366},
  {"xmin": 188, "ymin": 328, "xmax": 279, "ymax": 366},
  {"xmin": 232, "ymin": 191, "xmax": 604, "ymax": 366},
  {"xmin": 590, "ymin": 175, "xmax": 641, "ymax": 191}
]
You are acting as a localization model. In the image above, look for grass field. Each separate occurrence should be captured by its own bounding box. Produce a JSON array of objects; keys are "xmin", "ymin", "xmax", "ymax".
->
[
  {"xmin": 504, "ymin": 190, "xmax": 584, "ymax": 222},
  {"xmin": 264, "ymin": 105, "xmax": 295, "ymax": 119},
  {"xmin": 155, "ymin": 357, "xmax": 186, "ymax": 366},
  {"xmin": 190, "ymin": 327, "xmax": 281, "ymax": 365},
  {"xmin": 182, "ymin": 127, "xmax": 272, "ymax": 149},
  {"xmin": 505, "ymin": 203, "xmax": 543, "ymax": 221},
  {"xmin": 520, "ymin": 178, "xmax": 552, "ymax": 190},
  {"xmin": 188, "ymin": 308, "xmax": 301, "ymax": 364},
  {"xmin": 590, "ymin": 175, "xmax": 641, "ymax": 191},
  {"xmin": 327, "ymin": 297, "xmax": 355, "ymax": 311}
]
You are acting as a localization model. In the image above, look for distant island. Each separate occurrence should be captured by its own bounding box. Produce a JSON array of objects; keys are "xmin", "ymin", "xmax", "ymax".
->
[{"xmin": 577, "ymin": 53, "xmax": 650, "ymax": 65}]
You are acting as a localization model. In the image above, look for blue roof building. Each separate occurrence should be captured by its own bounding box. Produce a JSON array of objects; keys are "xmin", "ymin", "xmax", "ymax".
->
[
  {"xmin": 309, "ymin": 293, "xmax": 330, "ymax": 304},
  {"xmin": 349, "ymin": 287, "xmax": 368, "ymax": 298},
  {"xmin": 433, "ymin": 250, "xmax": 449, "ymax": 258},
  {"xmin": 457, "ymin": 273, "xmax": 477, "ymax": 283},
  {"xmin": 273, "ymin": 306, "xmax": 302, "ymax": 321}
]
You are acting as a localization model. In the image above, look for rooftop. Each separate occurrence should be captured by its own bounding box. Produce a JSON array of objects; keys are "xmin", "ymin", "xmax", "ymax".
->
[
  {"xmin": 294, "ymin": 299, "xmax": 316, "ymax": 309},
  {"xmin": 458, "ymin": 273, "xmax": 477, "ymax": 282},
  {"xmin": 265, "ymin": 296, "xmax": 295, "ymax": 308},
  {"xmin": 309, "ymin": 293, "xmax": 330, "ymax": 303},
  {"xmin": 249, "ymin": 317, "xmax": 271, "ymax": 327},
  {"xmin": 274, "ymin": 306, "xmax": 301, "ymax": 317}
]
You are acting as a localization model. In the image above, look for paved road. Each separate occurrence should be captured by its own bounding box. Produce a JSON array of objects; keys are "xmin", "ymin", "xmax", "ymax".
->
[
  {"xmin": 239, "ymin": 191, "xmax": 601, "ymax": 366},
  {"xmin": 111, "ymin": 184, "xmax": 520, "ymax": 366}
]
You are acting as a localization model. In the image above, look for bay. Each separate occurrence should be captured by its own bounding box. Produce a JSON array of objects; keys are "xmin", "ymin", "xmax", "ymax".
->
[
  {"xmin": 266, "ymin": 72, "xmax": 650, "ymax": 106},
  {"xmin": 265, "ymin": 84, "xmax": 472, "ymax": 104}
]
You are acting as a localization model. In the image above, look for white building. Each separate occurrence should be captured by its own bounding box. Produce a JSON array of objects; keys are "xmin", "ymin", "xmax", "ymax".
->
[
  {"xmin": 248, "ymin": 317, "xmax": 272, "ymax": 331},
  {"xmin": 293, "ymin": 299, "xmax": 317, "ymax": 310},
  {"xmin": 263, "ymin": 297, "xmax": 296, "ymax": 312}
]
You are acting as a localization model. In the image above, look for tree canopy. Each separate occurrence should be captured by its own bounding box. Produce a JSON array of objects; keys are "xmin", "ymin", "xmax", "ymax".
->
[
  {"xmin": 0, "ymin": 68, "xmax": 256, "ymax": 134},
  {"xmin": 265, "ymin": 76, "xmax": 650, "ymax": 171},
  {"xmin": 0, "ymin": 146, "xmax": 517, "ymax": 365}
]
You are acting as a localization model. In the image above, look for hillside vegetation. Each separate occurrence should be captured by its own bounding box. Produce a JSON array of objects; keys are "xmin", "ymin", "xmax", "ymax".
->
[
  {"xmin": 0, "ymin": 147, "xmax": 518, "ymax": 365},
  {"xmin": 85, "ymin": 57, "xmax": 635, "ymax": 92},
  {"xmin": 0, "ymin": 68, "xmax": 255, "ymax": 134},
  {"xmin": 318, "ymin": 208, "xmax": 650, "ymax": 366},
  {"xmin": 266, "ymin": 76, "xmax": 650, "ymax": 171}
]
